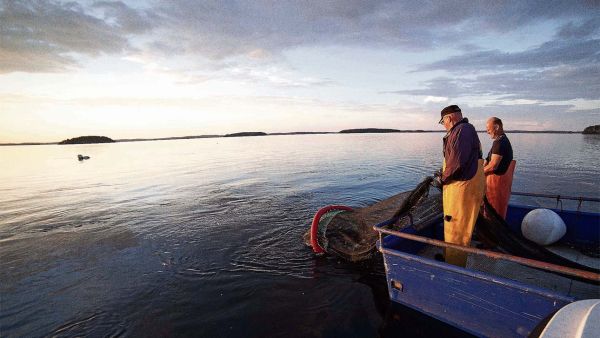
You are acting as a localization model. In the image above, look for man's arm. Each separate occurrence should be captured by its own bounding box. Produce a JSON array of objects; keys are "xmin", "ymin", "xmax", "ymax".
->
[
  {"xmin": 484, "ymin": 154, "xmax": 503, "ymax": 175},
  {"xmin": 441, "ymin": 128, "xmax": 471, "ymax": 184}
]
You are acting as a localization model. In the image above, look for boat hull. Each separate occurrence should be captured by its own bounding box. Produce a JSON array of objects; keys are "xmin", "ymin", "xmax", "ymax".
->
[
  {"xmin": 380, "ymin": 246, "xmax": 573, "ymax": 337},
  {"xmin": 376, "ymin": 203, "xmax": 599, "ymax": 337}
]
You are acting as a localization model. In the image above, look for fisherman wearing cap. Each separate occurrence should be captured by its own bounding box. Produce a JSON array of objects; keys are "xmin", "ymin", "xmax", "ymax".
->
[{"xmin": 435, "ymin": 105, "xmax": 485, "ymax": 267}]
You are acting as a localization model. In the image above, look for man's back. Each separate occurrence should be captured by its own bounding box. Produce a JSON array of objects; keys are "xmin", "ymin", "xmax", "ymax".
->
[{"xmin": 442, "ymin": 118, "xmax": 482, "ymax": 183}]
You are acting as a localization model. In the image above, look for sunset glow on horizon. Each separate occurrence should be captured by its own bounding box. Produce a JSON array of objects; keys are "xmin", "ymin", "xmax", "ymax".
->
[{"xmin": 1, "ymin": 1, "xmax": 599, "ymax": 143}]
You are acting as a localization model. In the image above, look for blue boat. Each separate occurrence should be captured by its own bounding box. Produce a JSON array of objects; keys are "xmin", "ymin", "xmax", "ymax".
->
[{"xmin": 373, "ymin": 192, "xmax": 600, "ymax": 338}]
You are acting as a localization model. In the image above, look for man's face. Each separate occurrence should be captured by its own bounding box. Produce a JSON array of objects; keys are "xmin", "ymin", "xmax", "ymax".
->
[
  {"xmin": 442, "ymin": 114, "xmax": 453, "ymax": 131},
  {"xmin": 486, "ymin": 121, "xmax": 496, "ymax": 138}
]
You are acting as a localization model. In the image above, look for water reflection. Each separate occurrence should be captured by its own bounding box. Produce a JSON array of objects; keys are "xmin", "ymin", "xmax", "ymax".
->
[{"xmin": 582, "ymin": 134, "xmax": 600, "ymax": 145}]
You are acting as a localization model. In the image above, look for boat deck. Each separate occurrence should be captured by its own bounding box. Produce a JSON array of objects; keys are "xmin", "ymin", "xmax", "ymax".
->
[{"xmin": 417, "ymin": 244, "xmax": 600, "ymax": 300}]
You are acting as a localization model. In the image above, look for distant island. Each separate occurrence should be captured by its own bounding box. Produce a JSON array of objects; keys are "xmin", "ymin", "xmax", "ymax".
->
[
  {"xmin": 505, "ymin": 130, "xmax": 578, "ymax": 134},
  {"xmin": 582, "ymin": 125, "xmax": 600, "ymax": 134},
  {"xmin": 269, "ymin": 132, "xmax": 333, "ymax": 136},
  {"xmin": 59, "ymin": 136, "xmax": 115, "ymax": 144},
  {"xmin": 224, "ymin": 132, "xmax": 267, "ymax": 137},
  {"xmin": 339, "ymin": 128, "xmax": 428, "ymax": 133},
  {"xmin": 340, "ymin": 128, "xmax": 400, "ymax": 133}
]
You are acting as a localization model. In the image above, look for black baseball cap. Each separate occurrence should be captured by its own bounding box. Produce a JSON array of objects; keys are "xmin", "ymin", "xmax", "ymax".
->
[{"xmin": 439, "ymin": 105, "xmax": 461, "ymax": 124}]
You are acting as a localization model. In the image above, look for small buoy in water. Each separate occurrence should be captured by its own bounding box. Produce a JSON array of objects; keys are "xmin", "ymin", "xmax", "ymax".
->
[
  {"xmin": 521, "ymin": 208, "xmax": 566, "ymax": 245},
  {"xmin": 77, "ymin": 154, "xmax": 90, "ymax": 161}
]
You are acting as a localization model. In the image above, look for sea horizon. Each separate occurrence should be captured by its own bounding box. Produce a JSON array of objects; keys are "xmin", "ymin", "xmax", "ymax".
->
[{"xmin": 1, "ymin": 128, "xmax": 593, "ymax": 147}]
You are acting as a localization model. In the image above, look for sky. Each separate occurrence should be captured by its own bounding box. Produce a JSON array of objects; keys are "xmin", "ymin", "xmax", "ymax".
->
[{"xmin": 1, "ymin": 0, "xmax": 599, "ymax": 143}]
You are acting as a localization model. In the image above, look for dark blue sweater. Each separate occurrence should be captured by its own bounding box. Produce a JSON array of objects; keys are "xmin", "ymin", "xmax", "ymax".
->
[{"xmin": 442, "ymin": 118, "xmax": 482, "ymax": 184}]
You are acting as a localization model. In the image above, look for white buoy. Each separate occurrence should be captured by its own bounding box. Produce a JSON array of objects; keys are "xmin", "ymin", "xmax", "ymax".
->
[{"xmin": 521, "ymin": 208, "xmax": 566, "ymax": 245}]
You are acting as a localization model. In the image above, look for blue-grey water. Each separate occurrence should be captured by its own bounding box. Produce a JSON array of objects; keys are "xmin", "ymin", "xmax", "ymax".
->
[{"xmin": 1, "ymin": 133, "xmax": 599, "ymax": 337}]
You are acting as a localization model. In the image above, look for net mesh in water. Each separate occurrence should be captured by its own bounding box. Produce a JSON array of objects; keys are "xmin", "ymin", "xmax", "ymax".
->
[{"xmin": 306, "ymin": 177, "xmax": 440, "ymax": 262}]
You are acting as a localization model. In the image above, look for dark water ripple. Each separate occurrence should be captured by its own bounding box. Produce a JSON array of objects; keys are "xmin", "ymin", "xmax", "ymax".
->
[{"xmin": 0, "ymin": 133, "xmax": 598, "ymax": 337}]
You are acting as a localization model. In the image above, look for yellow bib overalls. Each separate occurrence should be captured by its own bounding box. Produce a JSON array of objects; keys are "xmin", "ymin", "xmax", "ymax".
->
[{"xmin": 442, "ymin": 159, "xmax": 486, "ymax": 267}]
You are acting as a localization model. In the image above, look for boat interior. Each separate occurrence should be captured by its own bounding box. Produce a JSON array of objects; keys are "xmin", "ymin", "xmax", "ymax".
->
[{"xmin": 379, "ymin": 197, "xmax": 600, "ymax": 300}]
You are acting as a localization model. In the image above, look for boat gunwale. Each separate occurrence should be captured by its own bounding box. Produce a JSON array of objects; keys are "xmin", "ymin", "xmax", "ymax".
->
[
  {"xmin": 375, "ymin": 226, "xmax": 600, "ymax": 282},
  {"xmin": 511, "ymin": 191, "xmax": 600, "ymax": 204},
  {"xmin": 377, "ymin": 244, "xmax": 577, "ymax": 304},
  {"xmin": 507, "ymin": 202, "xmax": 600, "ymax": 218}
]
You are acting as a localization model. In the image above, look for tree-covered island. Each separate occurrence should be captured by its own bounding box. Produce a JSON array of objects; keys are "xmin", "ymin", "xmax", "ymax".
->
[
  {"xmin": 339, "ymin": 128, "xmax": 402, "ymax": 133},
  {"xmin": 582, "ymin": 125, "xmax": 600, "ymax": 134},
  {"xmin": 59, "ymin": 136, "xmax": 115, "ymax": 144},
  {"xmin": 224, "ymin": 132, "xmax": 267, "ymax": 137}
]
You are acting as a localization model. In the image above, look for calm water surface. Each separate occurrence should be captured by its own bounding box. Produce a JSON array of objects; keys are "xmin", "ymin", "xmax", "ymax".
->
[{"xmin": 1, "ymin": 133, "xmax": 599, "ymax": 337}]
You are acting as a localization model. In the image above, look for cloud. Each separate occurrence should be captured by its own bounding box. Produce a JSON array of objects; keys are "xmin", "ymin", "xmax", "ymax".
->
[
  {"xmin": 1, "ymin": 0, "xmax": 598, "ymax": 108},
  {"xmin": 0, "ymin": 0, "xmax": 154, "ymax": 73},
  {"xmin": 416, "ymin": 38, "xmax": 600, "ymax": 73},
  {"xmin": 417, "ymin": 16, "xmax": 600, "ymax": 74},
  {"xmin": 92, "ymin": 1, "xmax": 158, "ymax": 33},
  {"xmin": 466, "ymin": 103, "xmax": 599, "ymax": 131},
  {"xmin": 395, "ymin": 63, "xmax": 600, "ymax": 101},
  {"xmin": 4, "ymin": 0, "xmax": 596, "ymax": 74},
  {"xmin": 394, "ymin": 13, "xmax": 600, "ymax": 103},
  {"xmin": 225, "ymin": 65, "xmax": 334, "ymax": 87},
  {"xmin": 556, "ymin": 17, "xmax": 600, "ymax": 39},
  {"xmin": 424, "ymin": 96, "xmax": 448, "ymax": 103},
  {"xmin": 149, "ymin": 0, "xmax": 599, "ymax": 60}
]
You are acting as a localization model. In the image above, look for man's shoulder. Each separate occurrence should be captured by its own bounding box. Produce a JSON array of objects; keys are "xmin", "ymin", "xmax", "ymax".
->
[
  {"xmin": 499, "ymin": 134, "xmax": 512, "ymax": 145},
  {"xmin": 454, "ymin": 120, "xmax": 477, "ymax": 133},
  {"xmin": 493, "ymin": 134, "xmax": 513, "ymax": 153}
]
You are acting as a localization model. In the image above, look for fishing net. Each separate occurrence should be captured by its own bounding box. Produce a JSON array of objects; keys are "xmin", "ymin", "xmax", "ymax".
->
[
  {"xmin": 476, "ymin": 196, "xmax": 599, "ymax": 280},
  {"xmin": 305, "ymin": 177, "xmax": 441, "ymax": 261},
  {"xmin": 306, "ymin": 176, "xmax": 599, "ymax": 279}
]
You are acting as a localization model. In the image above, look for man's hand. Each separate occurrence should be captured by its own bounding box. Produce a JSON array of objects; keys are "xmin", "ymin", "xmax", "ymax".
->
[
  {"xmin": 432, "ymin": 170, "xmax": 443, "ymax": 189},
  {"xmin": 484, "ymin": 154, "xmax": 502, "ymax": 176},
  {"xmin": 432, "ymin": 176, "xmax": 443, "ymax": 189}
]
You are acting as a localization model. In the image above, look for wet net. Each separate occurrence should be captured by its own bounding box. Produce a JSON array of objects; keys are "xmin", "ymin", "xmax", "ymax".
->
[
  {"xmin": 305, "ymin": 177, "xmax": 441, "ymax": 261},
  {"xmin": 305, "ymin": 176, "xmax": 599, "ymax": 279}
]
